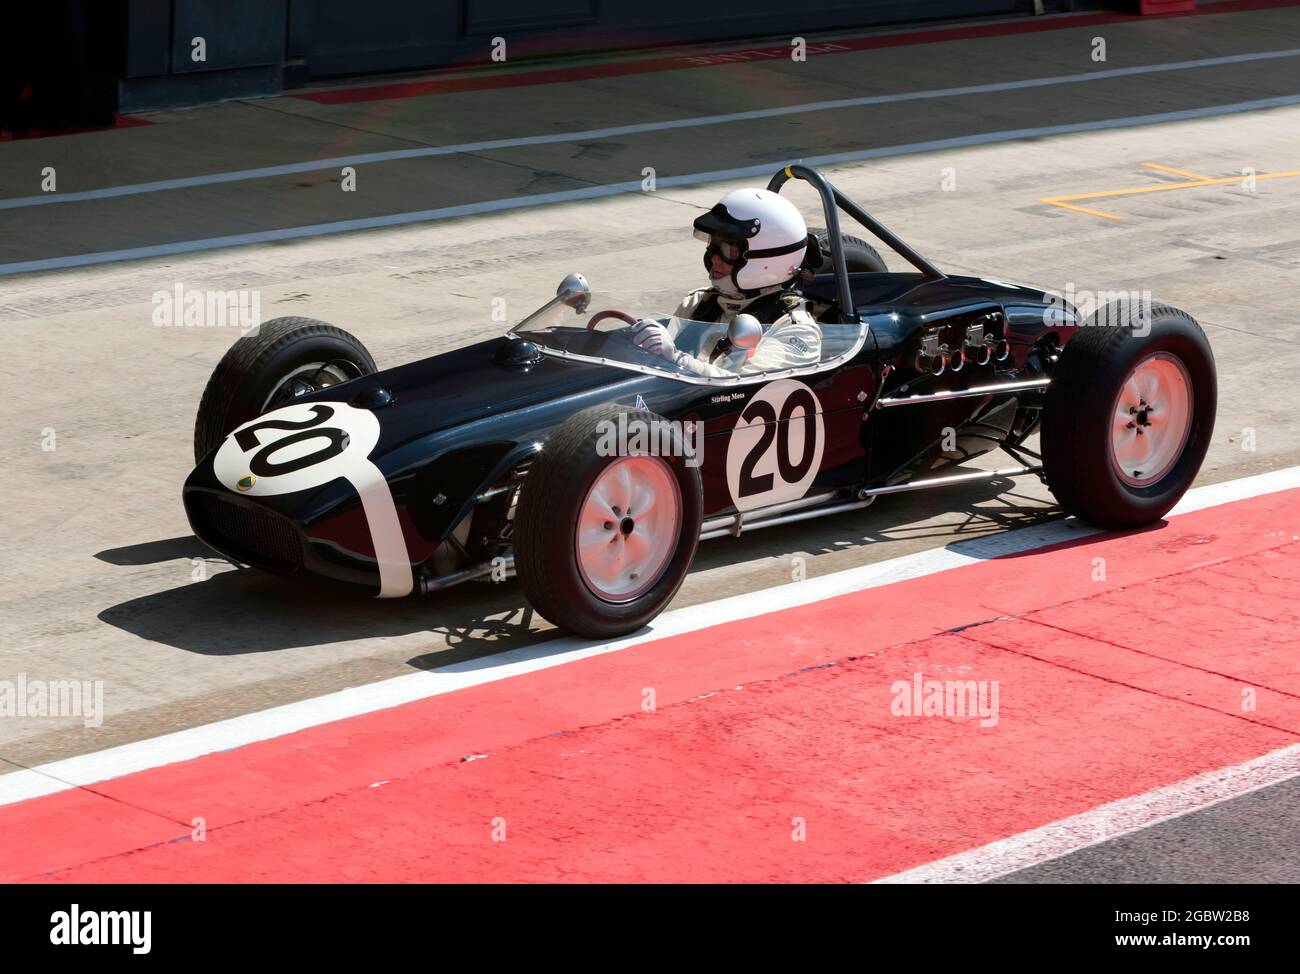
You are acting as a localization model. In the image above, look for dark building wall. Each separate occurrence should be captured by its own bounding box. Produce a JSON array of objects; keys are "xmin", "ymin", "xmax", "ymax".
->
[
  {"xmin": 97, "ymin": 0, "xmax": 1024, "ymax": 113},
  {"xmin": 120, "ymin": 0, "xmax": 287, "ymax": 111},
  {"xmin": 1, "ymin": 1, "xmax": 127, "ymax": 134},
  {"xmin": 295, "ymin": 0, "xmax": 1017, "ymax": 79}
]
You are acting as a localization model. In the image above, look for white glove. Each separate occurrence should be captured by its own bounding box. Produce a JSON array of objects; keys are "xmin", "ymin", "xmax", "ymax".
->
[{"xmin": 630, "ymin": 320, "xmax": 677, "ymax": 361}]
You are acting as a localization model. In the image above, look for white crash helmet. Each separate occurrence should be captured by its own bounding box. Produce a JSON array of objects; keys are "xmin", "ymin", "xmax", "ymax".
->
[{"xmin": 693, "ymin": 188, "xmax": 809, "ymax": 297}]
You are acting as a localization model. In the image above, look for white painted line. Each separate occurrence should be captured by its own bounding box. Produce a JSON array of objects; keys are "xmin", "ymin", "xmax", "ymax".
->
[
  {"xmin": 1167, "ymin": 463, "xmax": 1300, "ymax": 516},
  {"xmin": 874, "ymin": 743, "xmax": 1300, "ymax": 884},
  {"xmin": 1, "ymin": 465, "xmax": 1297, "ymax": 807},
  {"xmin": 3, "ymin": 48, "xmax": 1297, "ymax": 214},
  {"xmin": 5, "ymin": 92, "xmax": 1300, "ymax": 277}
]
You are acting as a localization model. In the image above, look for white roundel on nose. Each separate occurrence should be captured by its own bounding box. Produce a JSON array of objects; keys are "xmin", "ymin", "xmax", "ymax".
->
[
  {"xmin": 212, "ymin": 401, "xmax": 412, "ymax": 598},
  {"xmin": 213, "ymin": 401, "xmax": 380, "ymax": 497}
]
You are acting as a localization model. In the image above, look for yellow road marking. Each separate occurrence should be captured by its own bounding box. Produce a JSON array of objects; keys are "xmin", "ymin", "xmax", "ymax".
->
[
  {"xmin": 1038, "ymin": 165, "xmax": 1300, "ymax": 221},
  {"xmin": 1141, "ymin": 162, "xmax": 1212, "ymax": 181},
  {"xmin": 1042, "ymin": 200, "xmax": 1124, "ymax": 221}
]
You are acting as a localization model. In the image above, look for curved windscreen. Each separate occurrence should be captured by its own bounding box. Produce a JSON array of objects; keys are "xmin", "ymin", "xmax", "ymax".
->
[{"xmin": 509, "ymin": 285, "xmax": 867, "ymax": 386}]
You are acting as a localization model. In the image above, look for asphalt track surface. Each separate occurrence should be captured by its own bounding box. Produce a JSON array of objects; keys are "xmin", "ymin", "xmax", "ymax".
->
[{"xmin": 2, "ymin": 2, "xmax": 1299, "ymax": 882}]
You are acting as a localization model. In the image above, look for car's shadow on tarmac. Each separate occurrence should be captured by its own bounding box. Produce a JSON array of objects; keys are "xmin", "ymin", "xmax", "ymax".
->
[
  {"xmin": 95, "ymin": 563, "xmax": 542, "ymax": 658},
  {"xmin": 95, "ymin": 535, "xmax": 217, "ymax": 566},
  {"xmin": 96, "ymin": 475, "xmax": 1062, "ymax": 660}
]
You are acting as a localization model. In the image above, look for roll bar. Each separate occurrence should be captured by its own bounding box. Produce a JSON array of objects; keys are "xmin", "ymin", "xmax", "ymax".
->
[{"xmin": 766, "ymin": 163, "xmax": 946, "ymax": 324}]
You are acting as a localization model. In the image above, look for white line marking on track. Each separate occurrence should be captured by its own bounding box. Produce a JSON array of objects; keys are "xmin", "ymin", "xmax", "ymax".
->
[
  {"xmin": 5, "ymin": 90, "xmax": 1300, "ymax": 276},
  {"xmin": 0, "ymin": 464, "xmax": 1297, "ymax": 807},
  {"xmin": 873, "ymin": 743, "xmax": 1300, "ymax": 884},
  {"xmin": 2, "ymin": 48, "xmax": 1296, "ymax": 214}
]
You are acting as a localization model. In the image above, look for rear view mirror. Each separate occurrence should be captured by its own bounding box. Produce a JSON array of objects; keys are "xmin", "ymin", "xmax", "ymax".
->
[
  {"xmin": 728, "ymin": 313, "xmax": 763, "ymax": 351},
  {"xmin": 556, "ymin": 273, "xmax": 591, "ymax": 313}
]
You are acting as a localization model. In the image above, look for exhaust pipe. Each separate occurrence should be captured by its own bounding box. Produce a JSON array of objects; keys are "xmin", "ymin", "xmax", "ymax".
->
[{"xmin": 914, "ymin": 352, "xmax": 944, "ymax": 376}]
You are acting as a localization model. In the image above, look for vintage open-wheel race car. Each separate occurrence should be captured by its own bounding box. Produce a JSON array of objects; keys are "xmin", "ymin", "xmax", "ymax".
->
[{"xmin": 183, "ymin": 164, "xmax": 1217, "ymax": 637}]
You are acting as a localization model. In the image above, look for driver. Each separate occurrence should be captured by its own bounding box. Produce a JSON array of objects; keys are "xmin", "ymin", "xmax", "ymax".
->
[{"xmin": 631, "ymin": 188, "xmax": 821, "ymax": 377}]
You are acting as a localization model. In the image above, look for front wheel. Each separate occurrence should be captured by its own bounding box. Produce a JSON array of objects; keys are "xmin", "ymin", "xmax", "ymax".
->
[
  {"xmin": 193, "ymin": 316, "xmax": 376, "ymax": 463},
  {"xmin": 1041, "ymin": 300, "xmax": 1216, "ymax": 528},
  {"xmin": 514, "ymin": 404, "xmax": 703, "ymax": 638}
]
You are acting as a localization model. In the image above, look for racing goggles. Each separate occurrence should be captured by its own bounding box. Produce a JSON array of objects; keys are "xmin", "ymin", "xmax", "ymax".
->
[
  {"xmin": 693, "ymin": 202, "xmax": 760, "ymax": 270},
  {"xmin": 697, "ymin": 233, "xmax": 745, "ymax": 268}
]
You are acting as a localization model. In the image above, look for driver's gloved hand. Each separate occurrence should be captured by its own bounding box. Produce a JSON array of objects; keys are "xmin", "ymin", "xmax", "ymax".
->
[{"xmin": 630, "ymin": 320, "xmax": 677, "ymax": 360}]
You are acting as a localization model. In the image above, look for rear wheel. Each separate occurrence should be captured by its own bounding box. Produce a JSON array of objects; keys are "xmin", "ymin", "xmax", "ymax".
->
[
  {"xmin": 809, "ymin": 228, "xmax": 887, "ymax": 273},
  {"xmin": 193, "ymin": 317, "xmax": 376, "ymax": 463},
  {"xmin": 514, "ymin": 404, "xmax": 703, "ymax": 638},
  {"xmin": 1041, "ymin": 301, "xmax": 1216, "ymax": 528}
]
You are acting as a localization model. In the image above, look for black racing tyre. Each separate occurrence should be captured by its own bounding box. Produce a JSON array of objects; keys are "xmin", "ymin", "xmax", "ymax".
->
[
  {"xmin": 809, "ymin": 227, "xmax": 888, "ymax": 273},
  {"xmin": 514, "ymin": 403, "xmax": 703, "ymax": 638},
  {"xmin": 193, "ymin": 317, "xmax": 377, "ymax": 463},
  {"xmin": 1041, "ymin": 300, "xmax": 1216, "ymax": 529}
]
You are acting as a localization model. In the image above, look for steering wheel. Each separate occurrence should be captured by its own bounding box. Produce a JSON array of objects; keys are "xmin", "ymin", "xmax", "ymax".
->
[{"xmin": 585, "ymin": 309, "xmax": 639, "ymax": 330}]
